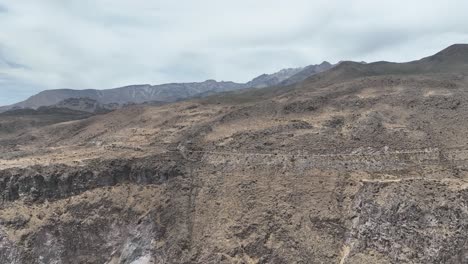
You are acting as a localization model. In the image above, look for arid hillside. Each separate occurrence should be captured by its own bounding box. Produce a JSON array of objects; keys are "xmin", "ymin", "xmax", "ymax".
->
[{"xmin": 1, "ymin": 44, "xmax": 468, "ymax": 264}]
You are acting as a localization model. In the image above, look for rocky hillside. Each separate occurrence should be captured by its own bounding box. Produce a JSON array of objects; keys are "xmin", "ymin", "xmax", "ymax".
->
[
  {"xmin": 0, "ymin": 107, "xmax": 94, "ymax": 140},
  {"xmin": 0, "ymin": 44, "xmax": 468, "ymax": 263},
  {"xmin": 0, "ymin": 98, "xmax": 117, "ymax": 141}
]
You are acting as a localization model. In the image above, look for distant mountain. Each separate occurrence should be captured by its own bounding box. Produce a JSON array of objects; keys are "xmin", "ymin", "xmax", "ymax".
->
[
  {"xmin": 0, "ymin": 62, "xmax": 335, "ymax": 112},
  {"xmin": 0, "ymin": 81, "xmax": 245, "ymax": 112},
  {"xmin": 280, "ymin": 61, "xmax": 333, "ymax": 85},
  {"xmin": 246, "ymin": 67, "xmax": 304, "ymax": 88},
  {"xmin": 9, "ymin": 43, "xmax": 466, "ymax": 113}
]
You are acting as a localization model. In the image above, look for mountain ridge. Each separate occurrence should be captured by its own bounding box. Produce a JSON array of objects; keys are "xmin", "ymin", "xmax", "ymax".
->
[
  {"xmin": 0, "ymin": 62, "xmax": 334, "ymax": 112},
  {"xmin": 294, "ymin": 43, "xmax": 468, "ymax": 89}
]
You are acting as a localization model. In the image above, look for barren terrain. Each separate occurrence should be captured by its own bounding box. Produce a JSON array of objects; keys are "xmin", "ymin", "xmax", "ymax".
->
[{"xmin": 1, "ymin": 44, "xmax": 468, "ymax": 263}]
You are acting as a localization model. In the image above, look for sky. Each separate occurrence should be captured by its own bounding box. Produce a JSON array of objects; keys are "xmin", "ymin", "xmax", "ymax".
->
[{"xmin": 0, "ymin": 0, "xmax": 468, "ymax": 105}]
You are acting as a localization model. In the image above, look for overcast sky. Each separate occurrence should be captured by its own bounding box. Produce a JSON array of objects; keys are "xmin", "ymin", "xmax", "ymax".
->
[{"xmin": 0, "ymin": 0, "xmax": 467, "ymax": 105}]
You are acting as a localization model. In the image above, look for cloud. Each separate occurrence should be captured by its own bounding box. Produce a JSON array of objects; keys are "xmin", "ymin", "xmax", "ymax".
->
[
  {"xmin": 0, "ymin": 48, "xmax": 27, "ymax": 70},
  {"xmin": 0, "ymin": 58, "xmax": 22, "ymax": 69},
  {"xmin": 0, "ymin": 0, "xmax": 468, "ymax": 105}
]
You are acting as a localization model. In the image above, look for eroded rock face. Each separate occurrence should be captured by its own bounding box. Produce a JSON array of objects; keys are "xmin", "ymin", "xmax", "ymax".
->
[
  {"xmin": 0, "ymin": 154, "xmax": 193, "ymax": 264},
  {"xmin": 0, "ymin": 155, "xmax": 182, "ymax": 203},
  {"xmin": 1, "ymin": 151, "xmax": 467, "ymax": 264},
  {"xmin": 346, "ymin": 180, "xmax": 468, "ymax": 264}
]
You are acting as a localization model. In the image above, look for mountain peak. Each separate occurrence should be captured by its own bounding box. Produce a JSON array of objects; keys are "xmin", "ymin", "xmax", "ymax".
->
[{"xmin": 319, "ymin": 61, "xmax": 332, "ymax": 66}]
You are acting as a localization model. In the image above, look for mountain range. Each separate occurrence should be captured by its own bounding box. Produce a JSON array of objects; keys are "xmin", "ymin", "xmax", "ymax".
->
[{"xmin": 0, "ymin": 62, "xmax": 334, "ymax": 112}]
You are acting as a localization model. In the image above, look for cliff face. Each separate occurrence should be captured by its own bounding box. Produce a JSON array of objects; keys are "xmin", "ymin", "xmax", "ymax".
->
[
  {"xmin": 1, "ymin": 148, "xmax": 467, "ymax": 264},
  {"xmin": 0, "ymin": 154, "xmax": 191, "ymax": 264}
]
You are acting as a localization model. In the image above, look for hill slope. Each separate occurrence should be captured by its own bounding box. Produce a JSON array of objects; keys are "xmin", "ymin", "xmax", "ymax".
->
[{"xmin": 300, "ymin": 44, "xmax": 468, "ymax": 86}]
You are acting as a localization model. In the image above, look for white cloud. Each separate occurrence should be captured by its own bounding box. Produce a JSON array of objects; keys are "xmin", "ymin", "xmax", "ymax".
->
[{"xmin": 0, "ymin": 0, "xmax": 468, "ymax": 105}]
